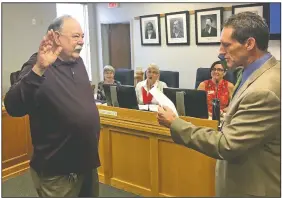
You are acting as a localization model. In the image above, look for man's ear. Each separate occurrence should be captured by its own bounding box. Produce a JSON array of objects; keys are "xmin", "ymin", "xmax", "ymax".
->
[
  {"xmin": 53, "ymin": 31, "xmax": 61, "ymax": 46},
  {"xmin": 245, "ymin": 37, "xmax": 256, "ymax": 51}
]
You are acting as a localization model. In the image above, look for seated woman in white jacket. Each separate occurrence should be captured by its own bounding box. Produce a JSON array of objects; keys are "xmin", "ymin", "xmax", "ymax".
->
[{"xmin": 135, "ymin": 63, "xmax": 167, "ymax": 105}]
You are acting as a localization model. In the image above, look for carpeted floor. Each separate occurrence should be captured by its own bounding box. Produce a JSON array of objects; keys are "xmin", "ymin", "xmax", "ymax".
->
[{"xmin": 2, "ymin": 170, "xmax": 139, "ymax": 197}]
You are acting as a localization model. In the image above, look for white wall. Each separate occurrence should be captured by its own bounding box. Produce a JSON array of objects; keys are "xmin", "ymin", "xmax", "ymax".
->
[
  {"xmin": 2, "ymin": 3, "xmax": 101, "ymax": 94},
  {"xmin": 2, "ymin": 3, "xmax": 57, "ymax": 94},
  {"xmin": 87, "ymin": 3, "xmax": 100, "ymax": 87},
  {"xmin": 2, "ymin": 3, "xmax": 280, "ymax": 93},
  {"xmin": 95, "ymin": 3, "xmax": 281, "ymax": 89}
]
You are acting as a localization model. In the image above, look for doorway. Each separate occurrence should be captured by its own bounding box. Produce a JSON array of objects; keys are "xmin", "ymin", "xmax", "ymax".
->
[{"xmin": 101, "ymin": 23, "xmax": 131, "ymax": 69}]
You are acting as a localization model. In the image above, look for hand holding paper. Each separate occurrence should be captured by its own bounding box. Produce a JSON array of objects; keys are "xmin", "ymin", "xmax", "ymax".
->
[
  {"xmin": 149, "ymin": 86, "xmax": 178, "ymax": 128},
  {"xmin": 157, "ymin": 105, "xmax": 178, "ymax": 128},
  {"xmin": 149, "ymin": 86, "xmax": 179, "ymax": 117}
]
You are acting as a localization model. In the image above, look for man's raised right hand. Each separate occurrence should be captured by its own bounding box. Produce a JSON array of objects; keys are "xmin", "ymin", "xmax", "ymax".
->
[{"xmin": 32, "ymin": 29, "xmax": 63, "ymax": 76}]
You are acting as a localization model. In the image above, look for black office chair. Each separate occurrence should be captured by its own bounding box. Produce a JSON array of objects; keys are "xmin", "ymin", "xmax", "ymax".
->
[
  {"xmin": 144, "ymin": 70, "xmax": 179, "ymax": 88},
  {"xmin": 195, "ymin": 68, "xmax": 236, "ymax": 89},
  {"xmin": 10, "ymin": 71, "xmax": 20, "ymax": 86},
  {"xmin": 114, "ymin": 68, "xmax": 134, "ymax": 86}
]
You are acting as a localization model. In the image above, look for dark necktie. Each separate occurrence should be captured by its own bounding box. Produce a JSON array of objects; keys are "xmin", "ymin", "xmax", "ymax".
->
[{"xmin": 232, "ymin": 67, "xmax": 244, "ymax": 99}]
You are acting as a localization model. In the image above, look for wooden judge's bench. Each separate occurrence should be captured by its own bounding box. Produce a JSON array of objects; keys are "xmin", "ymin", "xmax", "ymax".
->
[{"xmin": 2, "ymin": 105, "xmax": 218, "ymax": 197}]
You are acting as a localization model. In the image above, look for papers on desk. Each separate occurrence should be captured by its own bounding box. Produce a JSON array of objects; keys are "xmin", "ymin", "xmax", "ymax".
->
[
  {"xmin": 138, "ymin": 104, "xmax": 158, "ymax": 112},
  {"xmin": 149, "ymin": 86, "xmax": 179, "ymax": 117},
  {"xmin": 95, "ymin": 102, "xmax": 108, "ymax": 106}
]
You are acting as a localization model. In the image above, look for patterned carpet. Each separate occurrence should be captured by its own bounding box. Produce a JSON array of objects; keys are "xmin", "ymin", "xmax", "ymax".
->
[{"xmin": 2, "ymin": 170, "xmax": 139, "ymax": 197}]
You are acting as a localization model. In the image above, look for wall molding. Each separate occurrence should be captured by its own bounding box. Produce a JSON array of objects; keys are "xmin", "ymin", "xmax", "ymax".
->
[{"xmin": 134, "ymin": 7, "xmax": 232, "ymax": 20}]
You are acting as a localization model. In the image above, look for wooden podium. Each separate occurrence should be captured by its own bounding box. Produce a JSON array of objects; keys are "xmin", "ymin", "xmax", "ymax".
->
[
  {"xmin": 2, "ymin": 105, "xmax": 218, "ymax": 197},
  {"xmin": 97, "ymin": 105, "xmax": 217, "ymax": 197},
  {"xmin": 2, "ymin": 107, "xmax": 32, "ymax": 181}
]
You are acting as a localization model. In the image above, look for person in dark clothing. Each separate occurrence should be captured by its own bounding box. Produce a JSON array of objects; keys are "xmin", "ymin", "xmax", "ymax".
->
[
  {"xmin": 201, "ymin": 17, "xmax": 217, "ymax": 37},
  {"xmin": 171, "ymin": 19, "xmax": 184, "ymax": 38},
  {"xmin": 145, "ymin": 22, "xmax": 156, "ymax": 39},
  {"xmin": 4, "ymin": 15, "xmax": 100, "ymax": 197}
]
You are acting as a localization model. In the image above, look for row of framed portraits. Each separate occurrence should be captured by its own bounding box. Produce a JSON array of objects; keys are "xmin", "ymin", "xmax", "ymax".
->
[{"xmin": 140, "ymin": 3, "xmax": 271, "ymax": 46}]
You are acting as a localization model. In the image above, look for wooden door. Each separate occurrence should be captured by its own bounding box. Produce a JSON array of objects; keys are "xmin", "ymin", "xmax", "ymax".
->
[{"xmin": 109, "ymin": 23, "xmax": 131, "ymax": 69}]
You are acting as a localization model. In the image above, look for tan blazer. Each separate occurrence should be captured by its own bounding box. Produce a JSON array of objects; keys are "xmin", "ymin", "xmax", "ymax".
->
[{"xmin": 170, "ymin": 56, "xmax": 280, "ymax": 197}]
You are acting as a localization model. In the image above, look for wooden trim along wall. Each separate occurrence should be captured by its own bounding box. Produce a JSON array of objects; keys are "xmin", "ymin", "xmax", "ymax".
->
[{"xmin": 134, "ymin": 7, "xmax": 232, "ymax": 20}]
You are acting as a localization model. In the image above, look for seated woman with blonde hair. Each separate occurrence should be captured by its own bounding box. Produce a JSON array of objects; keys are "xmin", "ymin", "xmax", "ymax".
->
[
  {"xmin": 135, "ymin": 63, "xmax": 167, "ymax": 105},
  {"xmin": 197, "ymin": 61, "xmax": 234, "ymax": 116},
  {"xmin": 97, "ymin": 65, "xmax": 121, "ymax": 101}
]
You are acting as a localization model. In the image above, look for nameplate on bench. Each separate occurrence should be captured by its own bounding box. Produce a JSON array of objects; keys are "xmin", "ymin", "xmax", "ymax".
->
[{"xmin": 99, "ymin": 109, "xmax": 118, "ymax": 117}]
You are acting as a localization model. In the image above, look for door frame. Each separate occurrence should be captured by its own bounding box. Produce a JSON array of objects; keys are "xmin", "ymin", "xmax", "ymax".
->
[{"xmin": 101, "ymin": 22, "xmax": 133, "ymax": 70}]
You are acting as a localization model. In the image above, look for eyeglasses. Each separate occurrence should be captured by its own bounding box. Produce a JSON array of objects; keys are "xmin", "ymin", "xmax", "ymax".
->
[{"xmin": 211, "ymin": 68, "xmax": 224, "ymax": 72}]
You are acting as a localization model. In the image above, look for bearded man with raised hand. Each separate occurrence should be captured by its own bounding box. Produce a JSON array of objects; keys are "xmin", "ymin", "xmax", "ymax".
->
[{"xmin": 4, "ymin": 15, "xmax": 100, "ymax": 197}]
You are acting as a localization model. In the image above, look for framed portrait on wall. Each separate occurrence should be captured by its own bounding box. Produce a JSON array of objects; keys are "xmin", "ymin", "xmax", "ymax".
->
[
  {"xmin": 165, "ymin": 11, "xmax": 190, "ymax": 45},
  {"xmin": 232, "ymin": 3, "xmax": 269, "ymax": 24},
  {"xmin": 232, "ymin": 3, "xmax": 276, "ymax": 38},
  {"xmin": 140, "ymin": 14, "xmax": 161, "ymax": 46},
  {"xmin": 195, "ymin": 7, "xmax": 223, "ymax": 45}
]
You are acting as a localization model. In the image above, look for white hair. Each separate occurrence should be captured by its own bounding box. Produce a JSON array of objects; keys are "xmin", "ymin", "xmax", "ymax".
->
[
  {"xmin": 103, "ymin": 65, "xmax": 115, "ymax": 74},
  {"xmin": 147, "ymin": 63, "xmax": 160, "ymax": 73}
]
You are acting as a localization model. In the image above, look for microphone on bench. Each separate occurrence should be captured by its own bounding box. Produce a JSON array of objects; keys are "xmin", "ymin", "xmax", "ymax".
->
[{"xmin": 212, "ymin": 79, "xmax": 220, "ymax": 123}]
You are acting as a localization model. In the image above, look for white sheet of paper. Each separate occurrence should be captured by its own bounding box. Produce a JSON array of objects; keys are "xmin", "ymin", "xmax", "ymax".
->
[
  {"xmin": 138, "ymin": 104, "xmax": 159, "ymax": 112},
  {"xmin": 138, "ymin": 105, "xmax": 149, "ymax": 111},
  {"xmin": 149, "ymin": 87, "xmax": 179, "ymax": 117},
  {"xmin": 148, "ymin": 104, "xmax": 158, "ymax": 112}
]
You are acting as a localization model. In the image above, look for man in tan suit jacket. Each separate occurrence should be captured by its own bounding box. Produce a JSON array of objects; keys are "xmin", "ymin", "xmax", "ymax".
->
[{"xmin": 157, "ymin": 12, "xmax": 280, "ymax": 197}]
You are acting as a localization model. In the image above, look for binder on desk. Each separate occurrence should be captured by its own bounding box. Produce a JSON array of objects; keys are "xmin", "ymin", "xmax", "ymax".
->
[{"xmin": 103, "ymin": 84, "xmax": 139, "ymax": 110}]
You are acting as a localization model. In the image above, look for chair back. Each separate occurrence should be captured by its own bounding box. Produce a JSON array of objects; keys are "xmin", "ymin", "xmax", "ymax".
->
[
  {"xmin": 114, "ymin": 68, "xmax": 134, "ymax": 86},
  {"xmin": 195, "ymin": 68, "xmax": 236, "ymax": 88},
  {"xmin": 144, "ymin": 70, "xmax": 179, "ymax": 88}
]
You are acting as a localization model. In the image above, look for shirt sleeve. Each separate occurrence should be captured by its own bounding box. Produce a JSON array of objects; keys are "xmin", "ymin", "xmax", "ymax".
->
[
  {"xmin": 163, "ymin": 82, "xmax": 168, "ymax": 88},
  {"xmin": 170, "ymin": 89, "xmax": 280, "ymax": 160},
  {"xmin": 4, "ymin": 56, "xmax": 45, "ymax": 117},
  {"xmin": 135, "ymin": 82, "xmax": 142, "ymax": 104}
]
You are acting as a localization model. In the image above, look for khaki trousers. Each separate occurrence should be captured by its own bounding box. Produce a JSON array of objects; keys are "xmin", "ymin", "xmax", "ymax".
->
[{"xmin": 30, "ymin": 167, "xmax": 99, "ymax": 197}]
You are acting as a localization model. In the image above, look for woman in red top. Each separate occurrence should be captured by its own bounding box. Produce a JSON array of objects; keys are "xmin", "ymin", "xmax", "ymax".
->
[{"xmin": 197, "ymin": 61, "xmax": 234, "ymax": 116}]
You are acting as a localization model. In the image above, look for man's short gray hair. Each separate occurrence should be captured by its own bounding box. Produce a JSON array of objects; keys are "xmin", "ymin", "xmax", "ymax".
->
[
  {"xmin": 47, "ymin": 15, "xmax": 73, "ymax": 32},
  {"xmin": 103, "ymin": 65, "xmax": 115, "ymax": 74}
]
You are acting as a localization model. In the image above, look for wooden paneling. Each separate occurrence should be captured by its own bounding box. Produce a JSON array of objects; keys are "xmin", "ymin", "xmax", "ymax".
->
[
  {"xmin": 2, "ymin": 109, "xmax": 32, "ymax": 179},
  {"xmin": 97, "ymin": 105, "xmax": 218, "ymax": 197},
  {"xmin": 2, "ymin": 161, "xmax": 30, "ymax": 182},
  {"xmin": 111, "ymin": 130, "xmax": 151, "ymax": 189},
  {"xmin": 2, "ymin": 105, "xmax": 218, "ymax": 197},
  {"xmin": 158, "ymin": 139, "xmax": 216, "ymax": 196},
  {"xmin": 97, "ymin": 126, "xmax": 105, "ymax": 183},
  {"xmin": 2, "ymin": 115, "xmax": 29, "ymax": 166}
]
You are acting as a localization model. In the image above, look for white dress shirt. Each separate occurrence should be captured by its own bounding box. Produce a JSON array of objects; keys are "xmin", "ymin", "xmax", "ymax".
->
[{"xmin": 135, "ymin": 79, "xmax": 167, "ymax": 105}]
